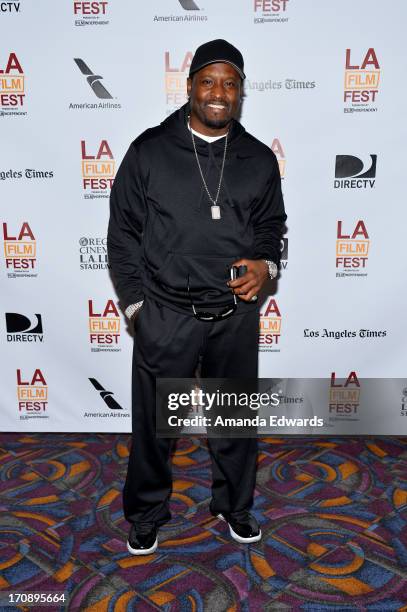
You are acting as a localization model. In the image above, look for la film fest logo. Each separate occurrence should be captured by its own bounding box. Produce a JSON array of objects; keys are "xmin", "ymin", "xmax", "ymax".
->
[
  {"xmin": 271, "ymin": 138, "xmax": 285, "ymax": 179},
  {"xmin": 1, "ymin": 2, "xmax": 20, "ymax": 12},
  {"xmin": 79, "ymin": 236, "xmax": 109, "ymax": 270},
  {"xmin": 70, "ymin": 58, "xmax": 121, "ymax": 110},
  {"xmin": 259, "ymin": 297, "xmax": 281, "ymax": 352},
  {"xmin": 0, "ymin": 52, "xmax": 26, "ymax": 117},
  {"xmin": 73, "ymin": 1, "xmax": 109, "ymax": 26},
  {"xmin": 88, "ymin": 299, "xmax": 121, "ymax": 351},
  {"xmin": 336, "ymin": 220, "xmax": 370, "ymax": 277},
  {"xmin": 334, "ymin": 155, "xmax": 376, "ymax": 189},
  {"xmin": 6, "ymin": 312, "xmax": 43, "ymax": 343},
  {"xmin": 17, "ymin": 368, "xmax": 48, "ymax": 420},
  {"xmin": 266, "ymin": 139, "xmax": 288, "ymax": 273},
  {"xmin": 329, "ymin": 371, "xmax": 360, "ymax": 421},
  {"xmin": 344, "ymin": 48, "xmax": 380, "ymax": 113},
  {"xmin": 165, "ymin": 51, "xmax": 192, "ymax": 114},
  {"xmin": 2, "ymin": 222, "xmax": 37, "ymax": 278},
  {"xmin": 154, "ymin": 0, "xmax": 207, "ymax": 22},
  {"xmin": 81, "ymin": 140, "xmax": 115, "ymax": 199},
  {"xmin": 254, "ymin": 0, "xmax": 289, "ymax": 24}
]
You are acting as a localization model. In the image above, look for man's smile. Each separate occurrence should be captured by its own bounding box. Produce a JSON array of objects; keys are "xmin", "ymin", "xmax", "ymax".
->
[{"xmin": 207, "ymin": 103, "xmax": 228, "ymax": 110}]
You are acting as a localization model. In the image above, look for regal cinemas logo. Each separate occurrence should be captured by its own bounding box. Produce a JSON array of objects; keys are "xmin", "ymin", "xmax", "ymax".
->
[
  {"xmin": 259, "ymin": 298, "xmax": 281, "ymax": 351},
  {"xmin": 254, "ymin": 0, "xmax": 289, "ymax": 24},
  {"xmin": 334, "ymin": 155, "xmax": 376, "ymax": 189},
  {"xmin": 344, "ymin": 48, "xmax": 380, "ymax": 113},
  {"xmin": 79, "ymin": 236, "xmax": 109, "ymax": 270},
  {"xmin": 6, "ymin": 312, "xmax": 43, "ymax": 342},
  {"xmin": 88, "ymin": 299, "xmax": 120, "ymax": 351},
  {"xmin": 81, "ymin": 140, "xmax": 115, "ymax": 198},
  {"xmin": 165, "ymin": 51, "xmax": 192, "ymax": 113},
  {"xmin": 336, "ymin": 220, "xmax": 370, "ymax": 277},
  {"xmin": 2, "ymin": 222, "xmax": 37, "ymax": 277},
  {"xmin": 329, "ymin": 371, "xmax": 360, "ymax": 420},
  {"xmin": 17, "ymin": 368, "xmax": 48, "ymax": 419},
  {"xmin": 0, "ymin": 53, "xmax": 26, "ymax": 116},
  {"xmin": 271, "ymin": 138, "xmax": 285, "ymax": 179},
  {"xmin": 73, "ymin": 1, "xmax": 109, "ymax": 26}
]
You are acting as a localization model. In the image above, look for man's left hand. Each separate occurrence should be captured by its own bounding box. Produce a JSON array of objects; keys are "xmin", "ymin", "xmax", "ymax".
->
[{"xmin": 228, "ymin": 259, "xmax": 269, "ymax": 302}]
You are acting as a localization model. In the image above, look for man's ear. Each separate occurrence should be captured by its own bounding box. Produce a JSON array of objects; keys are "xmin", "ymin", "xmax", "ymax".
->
[{"xmin": 186, "ymin": 77, "xmax": 192, "ymax": 97}]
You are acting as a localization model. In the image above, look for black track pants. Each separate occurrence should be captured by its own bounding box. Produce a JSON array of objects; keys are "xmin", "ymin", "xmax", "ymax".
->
[{"xmin": 123, "ymin": 297, "xmax": 260, "ymax": 526}]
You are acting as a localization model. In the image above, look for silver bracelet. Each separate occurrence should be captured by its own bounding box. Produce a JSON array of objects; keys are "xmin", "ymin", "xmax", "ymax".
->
[
  {"xmin": 264, "ymin": 260, "xmax": 278, "ymax": 279},
  {"xmin": 125, "ymin": 300, "xmax": 144, "ymax": 320}
]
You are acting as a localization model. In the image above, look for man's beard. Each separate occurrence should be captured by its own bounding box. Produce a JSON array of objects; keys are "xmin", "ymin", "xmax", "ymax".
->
[
  {"xmin": 201, "ymin": 116, "xmax": 230, "ymax": 129},
  {"xmin": 194, "ymin": 100, "xmax": 232, "ymax": 130}
]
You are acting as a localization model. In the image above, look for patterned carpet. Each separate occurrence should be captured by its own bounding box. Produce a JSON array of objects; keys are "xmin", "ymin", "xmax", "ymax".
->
[{"xmin": 0, "ymin": 434, "xmax": 406, "ymax": 611}]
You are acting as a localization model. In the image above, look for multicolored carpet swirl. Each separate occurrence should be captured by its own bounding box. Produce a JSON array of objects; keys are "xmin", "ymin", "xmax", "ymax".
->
[{"xmin": 0, "ymin": 434, "xmax": 406, "ymax": 611}]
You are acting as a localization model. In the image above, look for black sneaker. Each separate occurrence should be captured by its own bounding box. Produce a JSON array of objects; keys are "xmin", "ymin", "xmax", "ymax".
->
[
  {"xmin": 127, "ymin": 522, "xmax": 158, "ymax": 555},
  {"xmin": 212, "ymin": 508, "xmax": 261, "ymax": 543}
]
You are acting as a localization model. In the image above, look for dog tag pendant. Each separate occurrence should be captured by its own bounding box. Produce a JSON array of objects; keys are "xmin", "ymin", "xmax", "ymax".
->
[{"xmin": 211, "ymin": 205, "xmax": 221, "ymax": 220}]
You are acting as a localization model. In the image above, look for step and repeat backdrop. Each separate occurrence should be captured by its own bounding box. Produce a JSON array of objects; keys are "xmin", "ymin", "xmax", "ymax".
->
[{"xmin": 1, "ymin": 0, "xmax": 406, "ymax": 432}]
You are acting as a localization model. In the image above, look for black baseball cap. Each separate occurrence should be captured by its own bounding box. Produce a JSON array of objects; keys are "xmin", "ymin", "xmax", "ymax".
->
[{"xmin": 189, "ymin": 39, "xmax": 246, "ymax": 80}]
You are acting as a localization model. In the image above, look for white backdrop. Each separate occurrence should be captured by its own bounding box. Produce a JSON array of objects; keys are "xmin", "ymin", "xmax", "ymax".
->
[{"xmin": 1, "ymin": 0, "xmax": 406, "ymax": 432}]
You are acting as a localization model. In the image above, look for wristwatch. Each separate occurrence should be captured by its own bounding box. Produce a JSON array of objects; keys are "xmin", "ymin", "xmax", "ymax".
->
[{"xmin": 264, "ymin": 260, "xmax": 278, "ymax": 279}]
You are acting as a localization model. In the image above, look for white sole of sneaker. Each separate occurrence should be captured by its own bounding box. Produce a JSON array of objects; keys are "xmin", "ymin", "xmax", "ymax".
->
[
  {"xmin": 126, "ymin": 538, "xmax": 158, "ymax": 556},
  {"xmin": 217, "ymin": 513, "xmax": 262, "ymax": 544}
]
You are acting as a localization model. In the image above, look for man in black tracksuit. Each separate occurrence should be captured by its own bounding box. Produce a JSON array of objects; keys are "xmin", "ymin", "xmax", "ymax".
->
[{"xmin": 107, "ymin": 40, "xmax": 286, "ymax": 555}]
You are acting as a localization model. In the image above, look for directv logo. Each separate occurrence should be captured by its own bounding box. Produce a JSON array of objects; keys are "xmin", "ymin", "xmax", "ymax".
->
[
  {"xmin": 6, "ymin": 313, "xmax": 44, "ymax": 342},
  {"xmin": 1, "ymin": 2, "xmax": 20, "ymax": 11},
  {"xmin": 280, "ymin": 238, "xmax": 288, "ymax": 270},
  {"xmin": 334, "ymin": 155, "xmax": 376, "ymax": 189}
]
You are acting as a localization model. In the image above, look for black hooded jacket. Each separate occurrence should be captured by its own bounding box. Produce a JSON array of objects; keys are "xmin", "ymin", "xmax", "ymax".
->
[{"xmin": 107, "ymin": 103, "xmax": 287, "ymax": 314}]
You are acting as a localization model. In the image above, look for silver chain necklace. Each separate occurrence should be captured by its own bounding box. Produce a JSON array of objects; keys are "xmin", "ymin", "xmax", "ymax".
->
[{"xmin": 190, "ymin": 125, "xmax": 228, "ymax": 220}]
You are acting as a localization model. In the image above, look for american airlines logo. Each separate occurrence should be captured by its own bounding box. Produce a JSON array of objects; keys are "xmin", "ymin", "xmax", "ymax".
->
[
  {"xmin": 74, "ymin": 58, "xmax": 112, "ymax": 99},
  {"xmin": 154, "ymin": 0, "xmax": 206, "ymax": 23},
  {"xmin": 178, "ymin": 0, "xmax": 199, "ymax": 9},
  {"xmin": 89, "ymin": 377, "xmax": 123, "ymax": 409}
]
